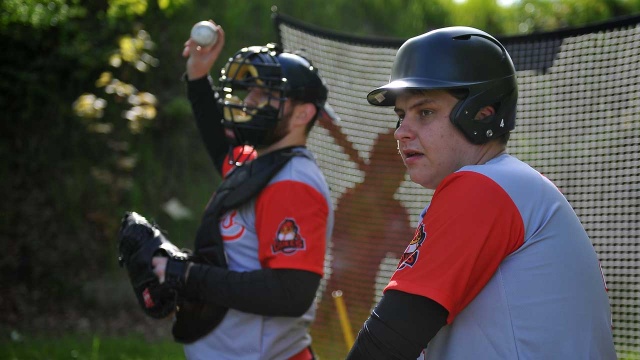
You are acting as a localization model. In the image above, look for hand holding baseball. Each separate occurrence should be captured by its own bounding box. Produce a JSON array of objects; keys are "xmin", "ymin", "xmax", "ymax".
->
[
  {"xmin": 191, "ymin": 20, "xmax": 219, "ymax": 47},
  {"xmin": 183, "ymin": 20, "xmax": 225, "ymax": 80}
]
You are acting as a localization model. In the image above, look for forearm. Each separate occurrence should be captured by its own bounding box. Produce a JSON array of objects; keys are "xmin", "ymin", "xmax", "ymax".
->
[
  {"xmin": 186, "ymin": 75, "xmax": 229, "ymax": 172},
  {"xmin": 346, "ymin": 290, "xmax": 448, "ymax": 360},
  {"xmin": 184, "ymin": 264, "xmax": 321, "ymax": 316}
]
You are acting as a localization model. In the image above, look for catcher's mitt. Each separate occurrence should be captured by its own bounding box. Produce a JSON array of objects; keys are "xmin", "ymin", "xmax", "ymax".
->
[{"xmin": 118, "ymin": 211, "xmax": 190, "ymax": 319}]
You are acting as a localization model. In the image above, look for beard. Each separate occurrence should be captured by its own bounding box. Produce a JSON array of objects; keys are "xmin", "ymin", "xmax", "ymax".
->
[{"xmin": 256, "ymin": 105, "xmax": 293, "ymax": 149}]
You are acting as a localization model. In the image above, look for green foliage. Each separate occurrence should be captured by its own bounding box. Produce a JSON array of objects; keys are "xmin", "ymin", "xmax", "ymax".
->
[
  {"xmin": 451, "ymin": 0, "xmax": 508, "ymax": 33},
  {"xmin": 0, "ymin": 0, "xmax": 208, "ymax": 333},
  {"xmin": 107, "ymin": 0, "xmax": 149, "ymax": 18},
  {"xmin": 267, "ymin": 0, "xmax": 454, "ymax": 37},
  {"xmin": 500, "ymin": 0, "xmax": 640, "ymax": 34},
  {"xmin": 0, "ymin": 0, "xmax": 85, "ymax": 30},
  {"xmin": 72, "ymin": 28, "xmax": 161, "ymax": 216},
  {"xmin": 106, "ymin": 0, "xmax": 189, "ymax": 18}
]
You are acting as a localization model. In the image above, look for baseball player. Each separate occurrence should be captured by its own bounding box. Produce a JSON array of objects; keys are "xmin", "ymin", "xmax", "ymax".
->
[
  {"xmin": 138, "ymin": 21, "xmax": 335, "ymax": 359},
  {"xmin": 345, "ymin": 26, "xmax": 617, "ymax": 359}
]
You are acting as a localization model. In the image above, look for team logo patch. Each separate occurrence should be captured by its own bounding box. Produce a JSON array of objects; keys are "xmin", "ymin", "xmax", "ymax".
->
[
  {"xmin": 271, "ymin": 218, "xmax": 306, "ymax": 254},
  {"xmin": 397, "ymin": 223, "xmax": 426, "ymax": 270}
]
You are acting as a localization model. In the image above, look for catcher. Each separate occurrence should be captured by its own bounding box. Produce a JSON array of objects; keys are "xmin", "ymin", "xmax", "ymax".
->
[{"xmin": 118, "ymin": 20, "xmax": 335, "ymax": 360}]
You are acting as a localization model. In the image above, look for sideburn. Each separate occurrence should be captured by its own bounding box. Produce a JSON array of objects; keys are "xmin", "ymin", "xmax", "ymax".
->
[{"xmin": 259, "ymin": 105, "xmax": 293, "ymax": 149}]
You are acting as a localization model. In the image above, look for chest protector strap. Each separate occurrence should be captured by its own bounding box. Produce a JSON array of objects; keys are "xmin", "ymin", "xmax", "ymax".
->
[{"xmin": 172, "ymin": 146, "xmax": 306, "ymax": 343}]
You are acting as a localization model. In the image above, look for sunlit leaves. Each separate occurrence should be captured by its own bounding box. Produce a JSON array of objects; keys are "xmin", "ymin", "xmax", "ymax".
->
[
  {"xmin": 157, "ymin": 0, "xmax": 189, "ymax": 14},
  {"xmin": 106, "ymin": 0, "xmax": 189, "ymax": 19},
  {"xmin": 71, "ymin": 27, "xmax": 159, "ymax": 190},
  {"xmin": 73, "ymin": 93, "xmax": 107, "ymax": 120},
  {"xmin": 0, "ymin": 0, "xmax": 85, "ymax": 30},
  {"xmin": 494, "ymin": 0, "xmax": 638, "ymax": 34},
  {"xmin": 123, "ymin": 91, "xmax": 158, "ymax": 134},
  {"xmin": 451, "ymin": 0, "xmax": 505, "ymax": 33},
  {"xmin": 116, "ymin": 30, "xmax": 158, "ymax": 71},
  {"xmin": 107, "ymin": 0, "xmax": 148, "ymax": 18},
  {"xmin": 73, "ymin": 28, "xmax": 158, "ymax": 131}
]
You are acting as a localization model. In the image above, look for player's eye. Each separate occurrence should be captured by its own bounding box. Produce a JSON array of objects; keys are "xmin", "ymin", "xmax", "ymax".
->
[{"xmin": 419, "ymin": 109, "xmax": 434, "ymax": 117}]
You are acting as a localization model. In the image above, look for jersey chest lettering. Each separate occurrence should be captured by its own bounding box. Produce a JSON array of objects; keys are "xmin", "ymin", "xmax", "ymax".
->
[{"xmin": 220, "ymin": 210, "xmax": 246, "ymax": 241}]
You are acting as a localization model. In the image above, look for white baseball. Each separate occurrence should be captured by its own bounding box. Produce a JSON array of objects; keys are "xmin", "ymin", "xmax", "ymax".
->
[{"xmin": 191, "ymin": 21, "xmax": 218, "ymax": 47}]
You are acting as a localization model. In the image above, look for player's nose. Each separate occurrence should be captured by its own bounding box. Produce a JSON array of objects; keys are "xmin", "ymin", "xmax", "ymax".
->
[{"xmin": 394, "ymin": 118, "xmax": 414, "ymax": 141}]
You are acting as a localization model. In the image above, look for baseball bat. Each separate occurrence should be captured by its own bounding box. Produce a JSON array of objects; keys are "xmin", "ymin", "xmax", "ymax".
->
[{"xmin": 332, "ymin": 290, "xmax": 355, "ymax": 350}]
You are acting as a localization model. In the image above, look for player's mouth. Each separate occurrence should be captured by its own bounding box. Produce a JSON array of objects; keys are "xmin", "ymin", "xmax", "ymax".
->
[{"xmin": 401, "ymin": 149, "xmax": 424, "ymax": 164}]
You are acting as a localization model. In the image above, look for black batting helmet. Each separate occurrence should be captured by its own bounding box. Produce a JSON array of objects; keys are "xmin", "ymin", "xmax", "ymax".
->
[
  {"xmin": 218, "ymin": 43, "xmax": 333, "ymax": 147},
  {"xmin": 367, "ymin": 26, "xmax": 518, "ymax": 144}
]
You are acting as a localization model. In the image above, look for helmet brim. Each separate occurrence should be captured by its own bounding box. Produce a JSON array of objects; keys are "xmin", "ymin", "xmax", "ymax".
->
[
  {"xmin": 367, "ymin": 78, "xmax": 469, "ymax": 106},
  {"xmin": 319, "ymin": 102, "xmax": 341, "ymax": 123}
]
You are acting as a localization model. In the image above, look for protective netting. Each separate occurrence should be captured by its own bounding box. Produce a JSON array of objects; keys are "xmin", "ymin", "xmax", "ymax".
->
[{"xmin": 274, "ymin": 13, "xmax": 640, "ymax": 359}]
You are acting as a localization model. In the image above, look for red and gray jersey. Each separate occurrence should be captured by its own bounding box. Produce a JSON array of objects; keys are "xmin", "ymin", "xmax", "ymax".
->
[
  {"xmin": 386, "ymin": 154, "xmax": 616, "ymax": 359},
  {"xmin": 185, "ymin": 146, "xmax": 333, "ymax": 360}
]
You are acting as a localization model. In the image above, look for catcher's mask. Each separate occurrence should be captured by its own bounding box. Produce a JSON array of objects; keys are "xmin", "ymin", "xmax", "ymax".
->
[
  {"xmin": 367, "ymin": 26, "xmax": 518, "ymax": 144},
  {"xmin": 218, "ymin": 43, "xmax": 336, "ymax": 148}
]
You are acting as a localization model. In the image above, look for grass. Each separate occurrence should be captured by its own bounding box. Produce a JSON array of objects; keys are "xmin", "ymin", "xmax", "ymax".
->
[{"xmin": 1, "ymin": 333, "xmax": 184, "ymax": 360}]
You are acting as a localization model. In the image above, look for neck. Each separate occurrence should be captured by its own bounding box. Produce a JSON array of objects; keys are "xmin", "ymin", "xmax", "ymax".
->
[
  {"xmin": 474, "ymin": 143, "xmax": 507, "ymax": 165},
  {"xmin": 257, "ymin": 132, "xmax": 306, "ymax": 157}
]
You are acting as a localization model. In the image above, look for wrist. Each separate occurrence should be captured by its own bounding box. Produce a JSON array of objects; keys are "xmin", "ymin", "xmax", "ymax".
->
[
  {"xmin": 164, "ymin": 258, "xmax": 191, "ymax": 291},
  {"xmin": 186, "ymin": 69, "xmax": 210, "ymax": 81}
]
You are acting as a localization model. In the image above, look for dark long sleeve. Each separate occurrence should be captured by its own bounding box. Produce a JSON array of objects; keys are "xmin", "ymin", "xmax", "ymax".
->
[
  {"xmin": 346, "ymin": 290, "xmax": 449, "ymax": 360},
  {"xmin": 186, "ymin": 75, "xmax": 229, "ymax": 174},
  {"xmin": 184, "ymin": 264, "xmax": 321, "ymax": 317}
]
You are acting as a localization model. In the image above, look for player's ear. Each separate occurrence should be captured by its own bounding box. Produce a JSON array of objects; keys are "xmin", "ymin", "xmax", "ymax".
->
[
  {"xmin": 293, "ymin": 103, "xmax": 317, "ymax": 124},
  {"xmin": 474, "ymin": 105, "xmax": 495, "ymax": 121}
]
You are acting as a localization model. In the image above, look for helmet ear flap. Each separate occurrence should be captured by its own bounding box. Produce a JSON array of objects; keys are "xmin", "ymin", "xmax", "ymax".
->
[{"xmin": 450, "ymin": 77, "xmax": 517, "ymax": 144}]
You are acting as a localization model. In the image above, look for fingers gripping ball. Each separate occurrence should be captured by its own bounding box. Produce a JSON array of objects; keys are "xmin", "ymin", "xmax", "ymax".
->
[
  {"xmin": 118, "ymin": 212, "xmax": 191, "ymax": 319},
  {"xmin": 190, "ymin": 21, "xmax": 218, "ymax": 47}
]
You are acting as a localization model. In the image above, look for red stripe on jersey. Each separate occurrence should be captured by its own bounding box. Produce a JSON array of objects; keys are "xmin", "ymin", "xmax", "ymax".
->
[
  {"xmin": 385, "ymin": 171, "xmax": 525, "ymax": 323},
  {"xmin": 255, "ymin": 180, "xmax": 328, "ymax": 275}
]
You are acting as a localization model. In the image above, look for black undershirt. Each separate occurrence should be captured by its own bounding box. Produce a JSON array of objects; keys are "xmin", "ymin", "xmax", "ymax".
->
[
  {"xmin": 185, "ymin": 265, "xmax": 321, "ymax": 316},
  {"xmin": 346, "ymin": 290, "xmax": 449, "ymax": 359},
  {"xmin": 186, "ymin": 75, "xmax": 229, "ymax": 174}
]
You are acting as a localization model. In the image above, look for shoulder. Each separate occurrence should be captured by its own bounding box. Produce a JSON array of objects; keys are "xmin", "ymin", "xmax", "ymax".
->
[
  {"xmin": 264, "ymin": 149, "xmax": 332, "ymax": 202},
  {"xmin": 433, "ymin": 155, "xmax": 539, "ymax": 208},
  {"xmin": 455, "ymin": 154, "xmax": 552, "ymax": 192},
  {"xmin": 445, "ymin": 154, "xmax": 566, "ymax": 213}
]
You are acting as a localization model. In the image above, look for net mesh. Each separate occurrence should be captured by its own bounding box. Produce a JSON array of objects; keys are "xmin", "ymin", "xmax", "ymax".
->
[{"xmin": 274, "ymin": 14, "xmax": 640, "ymax": 359}]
